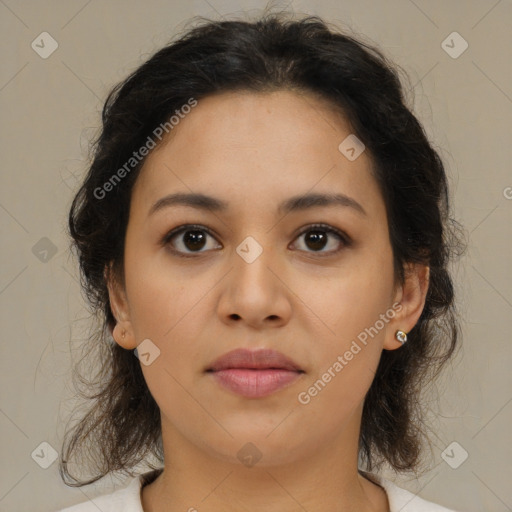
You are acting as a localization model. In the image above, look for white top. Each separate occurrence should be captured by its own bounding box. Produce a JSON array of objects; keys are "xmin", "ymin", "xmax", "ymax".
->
[{"xmin": 56, "ymin": 468, "xmax": 460, "ymax": 512}]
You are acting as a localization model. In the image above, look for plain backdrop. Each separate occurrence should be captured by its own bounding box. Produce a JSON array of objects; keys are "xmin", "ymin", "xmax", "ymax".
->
[{"xmin": 0, "ymin": 1, "xmax": 511, "ymax": 511}]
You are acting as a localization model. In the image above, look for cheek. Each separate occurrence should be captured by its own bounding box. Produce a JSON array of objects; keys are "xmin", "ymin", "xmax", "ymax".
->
[
  {"xmin": 301, "ymin": 250, "xmax": 394, "ymax": 334},
  {"xmin": 297, "ymin": 250, "xmax": 394, "ymax": 379},
  {"xmin": 133, "ymin": 295, "xmax": 211, "ymax": 421},
  {"xmin": 127, "ymin": 274, "xmax": 209, "ymax": 352},
  {"xmin": 295, "ymin": 273, "xmax": 391, "ymax": 421},
  {"xmin": 124, "ymin": 252, "xmax": 214, "ymax": 373},
  {"xmin": 123, "ymin": 242, "xmax": 197, "ymax": 335}
]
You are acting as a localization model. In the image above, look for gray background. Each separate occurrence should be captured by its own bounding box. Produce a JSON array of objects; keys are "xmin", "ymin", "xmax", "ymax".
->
[{"xmin": 0, "ymin": 1, "xmax": 511, "ymax": 511}]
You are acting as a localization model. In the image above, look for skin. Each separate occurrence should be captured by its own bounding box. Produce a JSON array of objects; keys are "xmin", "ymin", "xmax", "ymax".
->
[{"xmin": 107, "ymin": 89, "xmax": 430, "ymax": 512}]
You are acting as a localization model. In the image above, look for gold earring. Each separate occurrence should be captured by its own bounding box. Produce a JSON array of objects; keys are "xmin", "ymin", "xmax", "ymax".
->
[{"xmin": 395, "ymin": 330, "xmax": 408, "ymax": 345}]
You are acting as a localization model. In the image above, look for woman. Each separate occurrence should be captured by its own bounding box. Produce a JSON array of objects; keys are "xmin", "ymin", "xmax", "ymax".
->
[{"xmin": 57, "ymin": 12, "xmax": 465, "ymax": 512}]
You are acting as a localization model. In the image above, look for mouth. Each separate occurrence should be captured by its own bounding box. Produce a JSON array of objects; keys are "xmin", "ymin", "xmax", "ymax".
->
[
  {"xmin": 205, "ymin": 347, "xmax": 304, "ymax": 372},
  {"xmin": 205, "ymin": 348, "xmax": 305, "ymax": 398}
]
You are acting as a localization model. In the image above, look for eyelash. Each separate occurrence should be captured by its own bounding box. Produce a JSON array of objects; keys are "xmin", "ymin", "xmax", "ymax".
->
[{"xmin": 160, "ymin": 223, "xmax": 352, "ymax": 258}]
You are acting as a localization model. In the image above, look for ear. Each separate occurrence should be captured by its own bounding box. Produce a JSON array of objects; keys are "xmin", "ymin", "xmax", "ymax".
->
[
  {"xmin": 384, "ymin": 262, "xmax": 430, "ymax": 351},
  {"xmin": 104, "ymin": 262, "xmax": 137, "ymax": 350}
]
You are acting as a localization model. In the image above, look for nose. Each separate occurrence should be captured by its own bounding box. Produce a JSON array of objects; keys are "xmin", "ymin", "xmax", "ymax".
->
[{"xmin": 217, "ymin": 240, "xmax": 292, "ymax": 329}]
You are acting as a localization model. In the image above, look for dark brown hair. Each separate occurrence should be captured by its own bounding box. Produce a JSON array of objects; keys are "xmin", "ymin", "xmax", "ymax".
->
[{"xmin": 61, "ymin": 11, "xmax": 466, "ymax": 486}]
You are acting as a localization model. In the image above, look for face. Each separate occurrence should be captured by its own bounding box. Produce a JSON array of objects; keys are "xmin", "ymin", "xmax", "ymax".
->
[{"xmin": 107, "ymin": 89, "xmax": 428, "ymax": 467}]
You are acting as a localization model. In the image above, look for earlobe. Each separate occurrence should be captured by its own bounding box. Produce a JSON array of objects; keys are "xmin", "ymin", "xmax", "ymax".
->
[
  {"xmin": 112, "ymin": 321, "xmax": 137, "ymax": 350},
  {"xmin": 384, "ymin": 263, "xmax": 430, "ymax": 351}
]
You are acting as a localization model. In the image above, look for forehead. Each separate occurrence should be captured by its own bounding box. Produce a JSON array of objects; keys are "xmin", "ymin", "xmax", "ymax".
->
[{"xmin": 131, "ymin": 89, "xmax": 384, "ymax": 221}]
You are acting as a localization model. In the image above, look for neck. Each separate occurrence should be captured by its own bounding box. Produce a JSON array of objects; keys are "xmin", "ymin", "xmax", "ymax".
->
[{"xmin": 141, "ymin": 406, "xmax": 389, "ymax": 512}]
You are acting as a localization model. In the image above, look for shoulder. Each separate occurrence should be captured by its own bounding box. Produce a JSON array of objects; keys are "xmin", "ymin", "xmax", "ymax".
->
[
  {"xmin": 359, "ymin": 470, "xmax": 461, "ymax": 512},
  {"xmin": 55, "ymin": 469, "xmax": 160, "ymax": 512}
]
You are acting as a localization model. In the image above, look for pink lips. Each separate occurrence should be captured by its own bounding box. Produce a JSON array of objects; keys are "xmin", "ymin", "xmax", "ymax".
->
[{"xmin": 206, "ymin": 348, "xmax": 304, "ymax": 398}]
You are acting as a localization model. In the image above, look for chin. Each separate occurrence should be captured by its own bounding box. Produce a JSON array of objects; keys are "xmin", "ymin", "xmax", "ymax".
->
[{"xmin": 199, "ymin": 427, "xmax": 312, "ymax": 468}]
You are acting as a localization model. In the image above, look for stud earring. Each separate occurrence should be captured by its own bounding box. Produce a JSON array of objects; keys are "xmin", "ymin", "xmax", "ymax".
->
[
  {"xmin": 395, "ymin": 330, "xmax": 408, "ymax": 345},
  {"xmin": 122, "ymin": 329, "xmax": 126, "ymax": 339}
]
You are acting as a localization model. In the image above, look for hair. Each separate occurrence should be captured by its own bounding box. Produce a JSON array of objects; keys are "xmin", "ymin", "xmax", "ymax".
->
[{"xmin": 61, "ymin": 10, "xmax": 467, "ymax": 487}]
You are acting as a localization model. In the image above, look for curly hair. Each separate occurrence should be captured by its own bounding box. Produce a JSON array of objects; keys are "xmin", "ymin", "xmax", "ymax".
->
[{"xmin": 61, "ymin": 11, "xmax": 467, "ymax": 486}]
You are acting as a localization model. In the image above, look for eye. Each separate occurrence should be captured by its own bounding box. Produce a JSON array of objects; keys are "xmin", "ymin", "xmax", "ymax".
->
[
  {"xmin": 291, "ymin": 223, "xmax": 351, "ymax": 255},
  {"xmin": 161, "ymin": 224, "xmax": 221, "ymax": 257},
  {"xmin": 161, "ymin": 223, "xmax": 351, "ymax": 258}
]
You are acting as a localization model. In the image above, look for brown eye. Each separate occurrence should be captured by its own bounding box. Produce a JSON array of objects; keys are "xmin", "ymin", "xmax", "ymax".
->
[
  {"xmin": 162, "ymin": 225, "xmax": 221, "ymax": 256},
  {"xmin": 179, "ymin": 229, "xmax": 208, "ymax": 251},
  {"xmin": 161, "ymin": 223, "xmax": 351, "ymax": 258},
  {"xmin": 291, "ymin": 224, "xmax": 350, "ymax": 255}
]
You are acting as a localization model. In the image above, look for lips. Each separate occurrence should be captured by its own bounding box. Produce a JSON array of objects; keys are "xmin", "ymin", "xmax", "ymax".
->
[
  {"xmin": 205, "ymin": 348, "xmax": 305, "ymax": 398},
  {"xmin": 205, "ymin": 348, "xmax": 304, "ymax": 373}
]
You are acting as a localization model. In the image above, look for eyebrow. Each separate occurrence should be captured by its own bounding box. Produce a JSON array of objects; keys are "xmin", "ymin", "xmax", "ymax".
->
[{"xmin": 148, "ymin": 191, "xmax": 367, "ymax": 218}]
